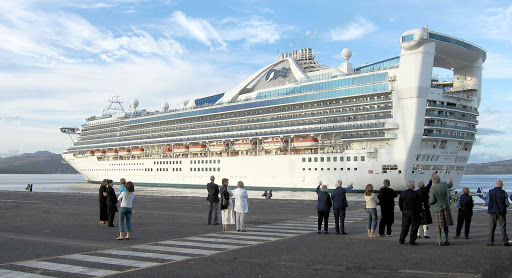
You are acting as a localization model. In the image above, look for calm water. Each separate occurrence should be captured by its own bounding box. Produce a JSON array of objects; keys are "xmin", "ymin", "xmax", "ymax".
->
[{"xmin": 0, "ymin": 174, "xmax": 510, "ymax": 202}]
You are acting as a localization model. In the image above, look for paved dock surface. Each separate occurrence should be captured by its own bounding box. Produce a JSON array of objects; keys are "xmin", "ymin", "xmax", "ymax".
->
[{"xmin": 0, "ymin": 191, "xmax": 510, "ymax": 278}]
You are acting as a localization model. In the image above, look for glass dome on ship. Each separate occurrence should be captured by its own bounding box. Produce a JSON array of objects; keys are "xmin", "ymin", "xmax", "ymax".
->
[{"xmin": 61, "ymin": 27, "xmax": 485, "ymax": 192}]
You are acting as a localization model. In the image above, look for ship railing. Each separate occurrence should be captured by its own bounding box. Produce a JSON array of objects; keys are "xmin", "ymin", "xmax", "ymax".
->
[
  {"xmin": 423, "ymin": 133, "xmax": 475, "ymax": 141},
  {"xmin": 80, "ymin": 103, "xmax": 393, "ymax": 138},
  {"xmin": 73, "ymin": 114, "xmax": 393, "ymax": 146},
  {"xmin": 68, "ymin": 120, "xmax": 395, "ymax": 151},
  {"xmin": 426, "ymin": 104, "xmax": 479, "ymax": 115},
  {"xmin": 424, "ymin": 124, "xmax": 477, "ymax": 132},
  {"xmin": 425, "ymin": 113, "xmax": 478, "ymax": 124}
]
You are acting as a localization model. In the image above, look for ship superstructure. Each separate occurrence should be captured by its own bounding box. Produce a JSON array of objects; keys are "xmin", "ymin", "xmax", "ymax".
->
[{"xmin": 61, "ymin": 27, "xmax": 486, "ymax": 191}]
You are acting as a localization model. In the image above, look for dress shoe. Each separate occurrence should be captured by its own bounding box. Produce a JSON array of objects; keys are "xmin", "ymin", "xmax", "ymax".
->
[
  {"xmin": 424, "ymin": 236, "xmax": 430, "ymax": 239},
  {"xmin": 399, "ymin": 240, "xmax": 405, "ymax": 244},
  {"xmin": 504, "ymin": 242, "xmax": 511, "ymax": 246},
  {"xmin": 410, "ymin": 242, "xmax": 418, "ymax": 245},
  {"xmin": 342, "ymin": 232, "xmax": 348, "ymax": 235},
  {"xmin": 444, "ymin": 241, "xmax": 450, "ymax": 246}
]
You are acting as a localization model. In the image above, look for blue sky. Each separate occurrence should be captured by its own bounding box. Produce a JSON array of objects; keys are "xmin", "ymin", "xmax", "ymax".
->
[{"xmin": 0, "ymin": 0, "xmax": 510, "ymax": 163}]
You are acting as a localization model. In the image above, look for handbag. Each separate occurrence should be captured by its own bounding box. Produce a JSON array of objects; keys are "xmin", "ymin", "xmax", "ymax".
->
[{"xmin": 222, "ymin": 198, "xmax": 229, "ymax": 207}]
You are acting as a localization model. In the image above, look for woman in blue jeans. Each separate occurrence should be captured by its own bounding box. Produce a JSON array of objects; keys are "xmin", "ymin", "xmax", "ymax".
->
[
  {"xmin": 117, "ymin": 181, "xmax": 135, "ymax": 240},
  {"xmin": 364, "ymin": 184, "xmax": 380, "ymax": 238}
]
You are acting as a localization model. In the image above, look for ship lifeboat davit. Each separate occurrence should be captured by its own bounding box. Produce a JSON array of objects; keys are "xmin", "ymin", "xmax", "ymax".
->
[
  {"xmin": 132, "ymin": 147, "xmax": 144, "ymax": 155},
  {"xmin": 190, "ymin": 144, "xmax": 207, "ymax": 153},
  {"xmin": 233, "ymin": 139, "xmax": 254, "ymax": 151},
  {"xmin": 119, "ymin": 149, "xmax": 131, "ymax": 156},
  {"xmin": 86, "ymin": 150, "xmax": 95, "ymax": 156},
  {"xmin": 293, "ymin": 137, "xmax": 319, "ymax": 148},
  {"xmin": 94, "ymin": 150, "xmax": 106, "ymax": 157},
  {"xmin": 262, "ymin": 137, "xmax": 286, "ymax": 150},
  {"xmin": 209, "ymin": 141, "xmax": 226, "ymax": 152},
  {"xmin": 174, "ymin": 145, "xmax": 189, "ymax": 153},
  {"xmin": 106, "ymin": 149, "xmax": 118, "ymax": 156}
]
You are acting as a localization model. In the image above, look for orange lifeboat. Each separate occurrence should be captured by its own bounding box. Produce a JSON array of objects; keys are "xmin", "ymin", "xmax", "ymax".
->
[
  {"xmin": 262, "ymin": 137, "xmax": 286, "ymax": 150},
  {"xmin": 293, "ymin": 137, "xmax": 319, "ymax": 148},
  {"xmin": 209, "ymin": 141, "xmax": 226, "ymax": 152},
  {"xmin": 190, "ymin": 144, "xmax": 207, "ymax": 153},
  {"xmin": 233, "ymin": 139, "xmax": 254, "ymax": 151},
  {"xmin": 106, "ymin": 149, "xmax": 118, "ymax": 156},
  {"xmin": 94, "ymin": 150, "xmax": 106, "ymax": 157},
  {"xmin": 86, "ymin": 150, "xmax": 95, "ymax": 156},
  {"xmin": 119, "ymin": 149, "xmax": 131, "ymax": 156},
  {"xmin": 132, "ymin": 147, "xmax": 144, "ymax": 155},
  {"xmin": 163, "ymin": 146, "xmax": 172, "ymax": 153},
  {"xmin": 174, "ymin": 145, "xmax": 189, "ymax": 153}
]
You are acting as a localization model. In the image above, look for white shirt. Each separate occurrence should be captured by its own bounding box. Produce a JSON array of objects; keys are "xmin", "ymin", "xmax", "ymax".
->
[
  {"xmin": 364, "ymin": 193, "xmax": 379, "ymax": 209},
  {"xmin": 118, "ymin": 192, "xmax": 135, "ymax": 208},
  {"xmin": 232, "ymin": 187, "xmax": 249, "ymax": 213}
]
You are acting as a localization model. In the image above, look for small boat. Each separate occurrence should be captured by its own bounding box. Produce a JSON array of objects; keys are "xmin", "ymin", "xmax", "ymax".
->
[
  {"xmin": 233, "ymin": 139, "xmax": 254, "ymax": 151},
  {"xmin": 190, "ymin": 144, "xmax": 207, "ymax": 153},
  {"xmin": 94, "ymin": 150, "xmax": 106, "ymax": 157},
  {"xmin": 293, "ymin": 137, "xmax": 319, "ymax": 148},
  {"xmin": 119, "ymin": 149, "xmax": 131, "ymax": 156},
  {"xmin": 106, "ymin": 149, "xmax": 118, "ymax": 156},
  {"xmin": 163, "ymin": 146, "xmax": 172, "ymax": 153},
  {"xmin": 86, "ymin": 150, "xmax": 95, "ymax": 156},
  {"xmin": 262, "ymin": 137, "xmax": 286, "ymax": 150},
  {"xmin": 174, "ymin": 145, "xmax": 190, "ymax": 153},
  {"xmin": 132, "ymin": 147, "xmax": 144, "ymax": 155},
  {"xmin": 209, "ymin": 141, "xmax": 226, "ymax": 152}
]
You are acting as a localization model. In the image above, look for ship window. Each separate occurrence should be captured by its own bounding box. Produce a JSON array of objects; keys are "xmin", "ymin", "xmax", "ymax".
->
[
  {"xmin": 213, "ymin": 168, "xmax": 216, "ymax": 171},
  {"xmin": 347, "ymin": 168, "xmax": 351, "ymax": 171},
  {"xmin": 327, "ymin": 157, "xmax": 331, "ymax": 162},
  {"xmin": 217, "ymin": 160, "xmax": 220, "ymax": 163},
  {"xmin": 209, "ymin": 168, "xmax": 212, "ymax": 171},
  {"xmin": 327, "ymin": 168, "xmax": 330, "ymax": 171},
  {"xmin": 315, "ymin": 168, "xmax": 318, "ymax": 171},
  {"xmin": 314, "ymin": 157, "xmax": 318, "ymax": 162},
  {"xmin": 354, "ymin": 156, "xmax": 358, "ymax": 161},
  {"xmin": 340, "ymin": 157, "xmax": 344, "ymax": 161},
  {"xmin": 354, "ymin": 168, "xmax": 357, "ymax": 171},
  {"xmin": 361, "ymin": 156, "xmax": 365, "ymax": 161},
  {"xmin": 180, "ymin": 161, "xmax": 182, "ymax": 164},
  {"xmin": 209, "ymin": 160, "xmax": 212, "ymax": 164},
  {"xmin": 217, "ymin": 167, "xmax": 220, "ymax": 171},
  {"xmin": 302, "ymin": 158, "xmax": 306, "ymax": 162},
  {"xmin": 320, "ymin": 157, "xmax": 324, "ymax": 162},
  {"xmin": 333, "ymin": 157, "xmax": 337, "ymax": 162},
  {"xmin": 308, "ymin": 168, "xmax": 312, "ymax": 171},
  {"xmin": 340, "ymin": 168, "xmax": 344, "ymax": 171},
  {"xmin": 308, "ymin": 158, "xmax": 312, "ymax": 162},
  {"xmin": 202, "ymin": 160, "xmax": 205, "ymax": 164},
  {"xmin": 321, "ymin": 168, "xmax": 324, "ymax": 171},
  {"xmin": 347, "ymin": 156, "xmax": 351, "ymax": 161},
  {"xmin": 213, "ymin": 160, "xmax": 216, "ymax": 164},
  {"xmin": 303, "ymin": 168, "xmax": 305, "ymax": 171}
]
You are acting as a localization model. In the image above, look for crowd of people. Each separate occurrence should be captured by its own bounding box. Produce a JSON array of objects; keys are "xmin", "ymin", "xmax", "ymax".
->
[
  {"xmin": 98, "ymin": 178, "xmax": 135, "ymax": 240},
  {"xmin": 314, "ymin": 173, "xmax": 510, "ymax": 247}
]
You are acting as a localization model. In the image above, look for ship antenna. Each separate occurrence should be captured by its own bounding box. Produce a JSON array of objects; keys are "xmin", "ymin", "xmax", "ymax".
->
[{"xmin": 102, "ymin": 96, "xmax": 125, "ymax": 116}]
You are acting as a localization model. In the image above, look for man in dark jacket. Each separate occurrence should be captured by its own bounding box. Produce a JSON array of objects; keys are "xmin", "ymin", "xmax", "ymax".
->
[
  {"xmin": 207, "ymin": 176, "xmax": 220, "ymax": 225},
  {"xmin": 378, "ymin": 179, "xmax": 397, "ymax": 236},
  {"xmin": 316, "ymin": 183, "xmax": 332, "ymax": 234},
  {"xmin": 330, "ymin": 180, "xmax": 353, "ymax": 234},
  {"xmin": 105, "ymin": 179, "xmax": 117, "ymax": 227},
  {"xmin": 398, "ymin": 180, "xmax": 422, "ymax": 245},
  {"xmin": 455, "ymin": 187, "xmax": 474, "ymax": 239},
  {"xmin": 486, "ymin": 179, "xmax": 510, "ymax": 246}
]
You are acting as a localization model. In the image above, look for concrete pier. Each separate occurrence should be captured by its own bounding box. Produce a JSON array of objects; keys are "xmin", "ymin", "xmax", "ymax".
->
[{"xmin": 0, "ymin": 191, "xmax": 510, "ymax": 277}]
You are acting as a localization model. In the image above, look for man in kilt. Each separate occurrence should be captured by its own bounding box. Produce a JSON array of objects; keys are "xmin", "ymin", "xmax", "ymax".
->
[{"xmin": 428, "ymin": 175, "xmax": 453, "ymax": 246}]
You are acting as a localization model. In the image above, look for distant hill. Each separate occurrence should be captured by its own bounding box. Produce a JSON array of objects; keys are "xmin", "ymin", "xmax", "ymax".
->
[
  {"xmin": 0, "ymin": 152, "xmax": 78, "ymax": 174},
  {"xmin": 465, "ymin": 159, "xmax": 512, "ymax": 175}
]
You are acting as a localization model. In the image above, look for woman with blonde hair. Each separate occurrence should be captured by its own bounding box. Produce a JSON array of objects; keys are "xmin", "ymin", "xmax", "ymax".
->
[{"xmin": 364, "ymin": 184, "xmax": 380, "ymax": 237}]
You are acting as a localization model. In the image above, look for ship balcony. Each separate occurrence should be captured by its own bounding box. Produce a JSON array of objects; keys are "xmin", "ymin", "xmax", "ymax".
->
[
  {"xmin": 426, "ymin": 104, "xmax": 478, "ymax": 115},
  {"xmin": 425, "ymin": 113, "xmax": 478, "ymax": 124},
  {"xmin": 424, "ymin": 124, "xmax": 477, "ymax": 133},
  {"xmin": 423, "ymin": 133, "xmax": 475, "ymax": 141}
]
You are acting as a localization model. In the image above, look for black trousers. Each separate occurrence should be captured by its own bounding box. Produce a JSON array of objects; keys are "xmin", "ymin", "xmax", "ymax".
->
[
  {"xmin": 455, "ymin": 213, "xmax": 472, "ymax": 237},
  {"xmin": 107, "ymin": 205, "xmax": 117, "ymax": 227},
  {"xmin": 99, "ymin": 201, "xmax": 108, "ymax": 222},
  {"xmin": 379, "ymin": 208, "xmax": 394, "ymax": 235},
  {"xmin": 318, "ymin": 211, "xmax": 329, "ymax": 231},
  {"xmin": 333, "ymin": 207, "xmax": 346, "ymax": 233},
  {"xmin": 399, "ymin": 210, "xmax": 421, "ymax": 243}
]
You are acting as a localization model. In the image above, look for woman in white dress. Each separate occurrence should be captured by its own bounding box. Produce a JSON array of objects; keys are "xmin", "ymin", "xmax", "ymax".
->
[
  {"xmin": 220, "ymin": 178, "xmax": 234, "ymax": 231},
  {"xmin": 232, "ymin": 181, "xmax": 249, "ymax": 232}
]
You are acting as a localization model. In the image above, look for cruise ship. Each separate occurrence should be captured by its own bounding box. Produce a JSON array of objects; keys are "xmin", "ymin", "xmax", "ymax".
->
[{"xmin": 61, "ymin": 27, "xmax": 486, "ymax": 191}]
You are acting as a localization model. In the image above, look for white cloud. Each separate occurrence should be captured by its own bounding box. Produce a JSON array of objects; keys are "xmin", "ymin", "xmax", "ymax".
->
[
  {"xmin": 480, "ymin": 4, "xmax": 512, "ymax": 42},
  {"xmin": 482, "ymin": 52, "xmax": 512, "ymax": 79},
  {"xmin": 220, "ymin": 16, "xmax": 287, "ymax": 47},
  {"xmin": 328, "ymin": 17, "xmax": 377, "ymax": 41},
  {"xmin": 169, "ymin": 11, "xmax": 227, "ymax": 51}
]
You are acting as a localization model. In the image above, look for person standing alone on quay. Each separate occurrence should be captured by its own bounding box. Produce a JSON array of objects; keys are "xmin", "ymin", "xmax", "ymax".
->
[
  {"xmin": 99, "ymin": 179, "xmax": 108, "ymax": 225},
  {"xmin": 117, "ymin": 181, "xmax": 135, "ymax": 240},
  {"xmin": 378, "ymin": 179, "xmax": 397, "ymax": 237},
  {"xmin": 486, "ymin": 179, "xmax": 510, "ymax": 246},
  {"xmin": 316, "ymin": 183, "xmax": 332, "ymax": 234},
  {"xmin": 398, "ymin": 181, "xmax": 422, "ymax": 245},
  {"xmin": 206, "ymin": 176, "xmax": 220, "ymax": 225},
  {"xmin": 454, "ymin": 187, "xmax": 474, "ymax": 239},
  {"xmin": 233, "ymin": 181, "xmax": 249, "ymax": 232},
  {"xmin": 429, "ymin": 175, "xmax": 453, "ymax": 246},
  {"xmin": 417, "ymin": 180, "xmax": 432, "ymax": 238},
  {"xmin": 330, "ymin": 180, "xmax": 353, "ymax": 234},
  {"xmin": 106, "ymin": 179, "xmax": 118, "ymax": 227}
]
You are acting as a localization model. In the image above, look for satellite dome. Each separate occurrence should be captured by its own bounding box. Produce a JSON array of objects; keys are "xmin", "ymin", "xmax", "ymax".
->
[
  {"xmin": 341, "ymin": 48, "xmax": 352, "ymax": 61},
  {"xmin": 161, "ymin": 102, "xmax": 169, "ymax": 111},
  {"xmin": 131, "ymin": 99, "xmax": 139, "ymax": 109}
]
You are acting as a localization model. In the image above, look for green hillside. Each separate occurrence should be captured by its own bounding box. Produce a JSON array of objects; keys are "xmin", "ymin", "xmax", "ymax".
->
[
  {"xmin": 465, "ymin": 160, "xmax": 512, "ymax": 175},
  {"xmin": 0, "ymin": 152, "xmax": 78, "ymax": 174}
]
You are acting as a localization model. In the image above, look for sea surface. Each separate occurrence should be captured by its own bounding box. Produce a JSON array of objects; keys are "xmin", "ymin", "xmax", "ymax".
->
[{"xmin": 0, "ymin": 174, "xmax": 510, "ymax": 202}]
